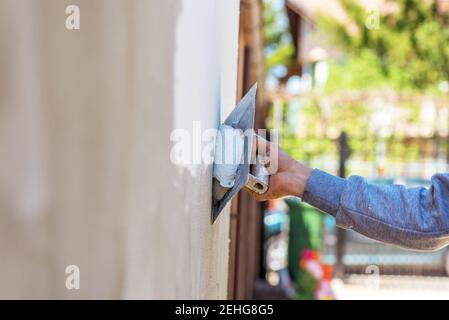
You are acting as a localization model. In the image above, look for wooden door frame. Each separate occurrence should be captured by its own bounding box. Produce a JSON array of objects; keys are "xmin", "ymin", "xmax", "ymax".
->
[{"xmin": 227, "ymin": 0, "xmax": 266, "ymax": 300}]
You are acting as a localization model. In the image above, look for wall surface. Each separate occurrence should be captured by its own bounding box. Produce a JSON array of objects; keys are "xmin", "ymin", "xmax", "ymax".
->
[{"xmin": 0, "ymin": 0, "xmax": 239, "ymax": 299}]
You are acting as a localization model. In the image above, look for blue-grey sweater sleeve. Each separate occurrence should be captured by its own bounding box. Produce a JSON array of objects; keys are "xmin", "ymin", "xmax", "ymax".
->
[{"xmin": 302, "ymin": 169, "xmax": 449, "ymax": 251}]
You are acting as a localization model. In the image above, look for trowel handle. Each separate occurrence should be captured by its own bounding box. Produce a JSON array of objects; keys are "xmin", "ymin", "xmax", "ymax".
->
[{"xmin": 246, "ymin": 158, "xmax": 270, "ymax": 195}]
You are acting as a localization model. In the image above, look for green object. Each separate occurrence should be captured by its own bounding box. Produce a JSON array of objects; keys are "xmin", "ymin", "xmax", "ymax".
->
[
  {"xmin": 295, "ymin": 272, "xmax": 317, "ymax": 300},
  {"xmin": 286, "ymin": 199, "xmax": 323, "ymax": 280}
]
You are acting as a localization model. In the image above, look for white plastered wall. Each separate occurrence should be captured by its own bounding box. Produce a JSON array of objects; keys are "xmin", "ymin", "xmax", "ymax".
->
[{"xmin": 0, "ymin": 0, "xmax": 240, "ymax": 299}]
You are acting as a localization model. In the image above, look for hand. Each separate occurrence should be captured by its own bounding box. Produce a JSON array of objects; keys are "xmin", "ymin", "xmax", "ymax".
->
[{"xmin": 244, "ymin": 136, "xmax": 312, "ymax": 201}]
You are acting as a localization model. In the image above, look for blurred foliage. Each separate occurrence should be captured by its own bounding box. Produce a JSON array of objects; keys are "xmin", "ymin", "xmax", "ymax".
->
[
  {"xmin": 263, "ymin": 0, "xmax": 449, "ymax": 164},
  {"xmin": 320, "ymin": 0, "xmax": 449, "ymax": 91},
  {"xmin": 325, "ymin": 50, "xmax": 406, "ymax": 92},
  {"xmin": 274, "ymin": 99, "xmax": 377, "ymax": 162},
  {"xmin": 263, "ymin": 0, "xmax": 294, "ymax": 72}
]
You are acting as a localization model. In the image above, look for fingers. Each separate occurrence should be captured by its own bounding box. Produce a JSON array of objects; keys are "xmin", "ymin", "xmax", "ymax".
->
[
  {"xmin": 253, "ymin": 134, "xmax": 270, "ymax": 155},
  {"xmin": 253, "ymin": 135, "xmax": 279, "ymax": 175}
]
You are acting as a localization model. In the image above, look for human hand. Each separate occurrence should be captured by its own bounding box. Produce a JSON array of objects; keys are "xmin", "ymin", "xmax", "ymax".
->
[{"xmin": 244, "ymin": 136, "xmax": 312, "ymax": 201}]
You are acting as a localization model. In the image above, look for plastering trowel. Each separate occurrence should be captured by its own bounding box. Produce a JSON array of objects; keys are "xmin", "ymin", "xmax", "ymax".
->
[{"xmin": 211, "ymin": 84, "xmax": 270, "ymax": 223}]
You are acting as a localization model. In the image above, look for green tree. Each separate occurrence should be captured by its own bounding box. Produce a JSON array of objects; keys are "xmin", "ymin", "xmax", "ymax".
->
[
  {"xmin": 320, "ymin": 0, "xmax": 449, "ymax": 91},
  {"xmin": 263, "ymin": 0, "xmax": 294, "ymax": 72}
]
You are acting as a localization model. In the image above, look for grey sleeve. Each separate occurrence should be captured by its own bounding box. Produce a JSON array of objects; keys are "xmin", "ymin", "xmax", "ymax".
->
[{"xmin": 302, "ymin": 169, "xmax": 449, "ymax": 251}]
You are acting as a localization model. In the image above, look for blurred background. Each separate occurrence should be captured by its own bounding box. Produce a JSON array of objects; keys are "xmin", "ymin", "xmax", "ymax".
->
[{"xmin": 256, "ymin": 0, "xmax": 449, "ymax": 300}]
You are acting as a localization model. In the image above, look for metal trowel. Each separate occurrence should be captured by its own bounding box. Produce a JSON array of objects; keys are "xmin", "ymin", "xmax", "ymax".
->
[{"xmin": 211, "ymin": 83, "xmax": 270, "ymax": 223}]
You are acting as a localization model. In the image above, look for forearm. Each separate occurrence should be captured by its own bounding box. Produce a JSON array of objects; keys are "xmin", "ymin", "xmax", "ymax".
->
[{"xmin": 300, "ymin": 169, "xmax": 449, "ymax": 251}]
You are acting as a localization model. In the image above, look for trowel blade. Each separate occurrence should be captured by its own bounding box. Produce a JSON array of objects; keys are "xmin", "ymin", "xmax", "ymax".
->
[
  {"xmin": 211, "ymin": 83, "xmax": 257, "ymax": 223},
  {"xmin": 223, "ymin": 83, "xmax": 257, "ymax": 128}
]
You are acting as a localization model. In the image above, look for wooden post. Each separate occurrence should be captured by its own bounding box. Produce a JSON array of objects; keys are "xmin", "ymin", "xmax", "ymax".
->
[{"xmin": 335, "ymin": 131, "xmax": 351, "ymax": 278}]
